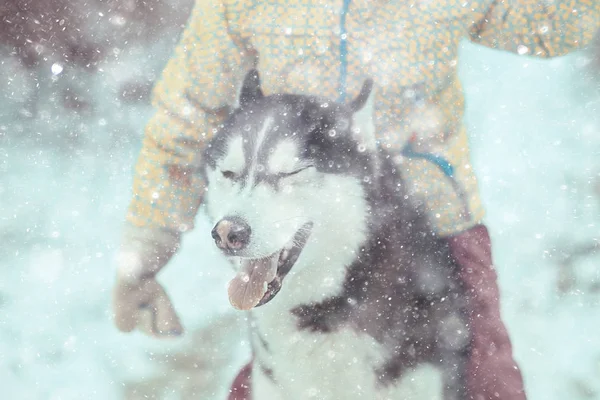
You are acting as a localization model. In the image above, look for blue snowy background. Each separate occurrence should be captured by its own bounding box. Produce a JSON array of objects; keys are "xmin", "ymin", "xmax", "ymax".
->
[{"xmin": 1, "ymin": 1, "xmax": 599, "ymax": 399}]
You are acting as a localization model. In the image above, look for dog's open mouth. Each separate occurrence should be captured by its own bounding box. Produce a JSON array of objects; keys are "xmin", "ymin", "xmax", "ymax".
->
[{"xmin": 227, "ymin": 222, "xmax": 313, "ymax": 310}]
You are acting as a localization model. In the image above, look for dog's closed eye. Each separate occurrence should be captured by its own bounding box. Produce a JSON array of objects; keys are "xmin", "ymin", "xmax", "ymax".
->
[
  {"xmin": 279, "ymin": 166, "xmax": 314, "ymax": 178},
  {"xmin": 221, "ymin": 170, "xmax": 236, "ymax": 179}
]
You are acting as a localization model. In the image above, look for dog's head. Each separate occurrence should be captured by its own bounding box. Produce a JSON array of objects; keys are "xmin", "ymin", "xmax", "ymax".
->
[{"xmin": 204, "ymin": 70, "xmax": 378, "ymax": 310}]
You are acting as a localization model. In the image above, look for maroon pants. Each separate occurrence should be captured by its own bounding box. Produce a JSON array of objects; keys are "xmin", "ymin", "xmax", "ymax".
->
[
  {"xmin": 229, "ymin": 363, "xmax": 252, "ymax": 400},
  {"xmin": 228, "ymin": 225, "xmax": 527, "ymax": 400}
]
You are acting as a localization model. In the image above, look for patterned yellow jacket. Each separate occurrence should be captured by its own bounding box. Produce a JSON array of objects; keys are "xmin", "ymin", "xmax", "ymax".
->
[{"xmin": 126, "ymin": 0, "xmax": 600, "ymax": 244}]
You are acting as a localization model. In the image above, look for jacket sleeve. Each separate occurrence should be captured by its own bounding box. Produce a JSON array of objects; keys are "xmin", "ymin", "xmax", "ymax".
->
[
  {"xmin": 125, "ymin": 0, "xmax": 253, "ymax": 245},
  {"xmin": 469, "ymin": 0, "xmax": 600, "ymax": 57}
]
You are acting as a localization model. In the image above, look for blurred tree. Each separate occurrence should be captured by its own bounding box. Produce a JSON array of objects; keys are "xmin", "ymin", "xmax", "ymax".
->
[{"xmin": 0, "ymin": 0, "xmax": 193, "ymax": 69}]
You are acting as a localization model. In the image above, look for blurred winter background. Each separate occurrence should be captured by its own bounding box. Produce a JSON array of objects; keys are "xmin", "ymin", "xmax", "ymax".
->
[{"xmin": 0, "ymin": 1, "xmax": 599, "ymax": 399}]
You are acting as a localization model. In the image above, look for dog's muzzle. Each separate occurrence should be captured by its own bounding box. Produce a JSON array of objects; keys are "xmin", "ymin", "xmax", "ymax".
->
[{"xmin": 218, "ymin": 222, "xmax": 313, "ymax": 311}]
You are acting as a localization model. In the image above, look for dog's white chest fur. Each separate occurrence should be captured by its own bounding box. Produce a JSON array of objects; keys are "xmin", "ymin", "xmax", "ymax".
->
[
  {"xmin": 252, "ymin": 302, "xmax": 383, "ymax": 400},
  {"xmin": 251, "ymin": 304, "xmax": 444, "ymax": 400}
]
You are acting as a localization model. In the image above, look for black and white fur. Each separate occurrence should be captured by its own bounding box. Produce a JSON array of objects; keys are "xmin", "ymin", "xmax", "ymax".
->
[{"xmin": 202, "ymin": 70, "xmax": 470, "ymax": 400}]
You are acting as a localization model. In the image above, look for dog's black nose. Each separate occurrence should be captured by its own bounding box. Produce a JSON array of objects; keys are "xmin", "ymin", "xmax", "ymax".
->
[{"xmin": 211, "ymin": 217, "xmax": 251, "ymax": 251}]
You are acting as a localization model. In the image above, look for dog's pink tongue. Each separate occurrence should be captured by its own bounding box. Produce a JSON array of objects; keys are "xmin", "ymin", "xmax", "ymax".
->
[{"xmin": 227, "ymin": 255, "xmax": 278, "ymax": 310}]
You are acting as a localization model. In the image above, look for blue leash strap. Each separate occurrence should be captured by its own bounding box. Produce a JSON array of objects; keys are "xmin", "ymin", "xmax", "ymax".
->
[
  {"xmin": 401, "ymin": 142, "xmax": 455, "ymax": 178},
  {"xmin": 401, "ymin": 141, "xmax": 472, "ymax": 220},
  {"xmin": 335, "ymin": 0, "xmax": 467, "ymax": 219},
  {"xmin": 337, "ymin": 0, "xmax": 351, "ymax": 103},
  {"xmin": 336, "ymin": 0, "xmax": 453, "ymax": 181}
]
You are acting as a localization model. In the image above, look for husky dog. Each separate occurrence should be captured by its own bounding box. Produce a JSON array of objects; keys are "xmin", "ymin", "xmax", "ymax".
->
[{"xmin": 203, "ymin": 70, "xmax": 469, "ymax": 400}]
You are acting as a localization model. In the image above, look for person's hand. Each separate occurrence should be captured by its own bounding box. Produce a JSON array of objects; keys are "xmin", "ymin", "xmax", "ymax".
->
[{"xmin": 112, "ymin": 242, "xmax": 183, "ymax": 337}]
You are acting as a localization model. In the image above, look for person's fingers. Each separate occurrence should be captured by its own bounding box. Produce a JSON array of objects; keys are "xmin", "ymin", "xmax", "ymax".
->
[
  {"xmin": 137, "ymin": 303, "xmax": 157, "ymax": 337},
  {"xmin": 112, "ymin": 280, "xmax": 143, "ymax": 333},
  {"xmin": 112, "ymin": 277, "xmax": 183, "ymax": 337},
  {"xmin": 155, "ymin": 296, "xmax": 184, "ymax": 336},
  {"xmin": 143, "ymin": 279, "xmax": 184, "ymax": 336}
]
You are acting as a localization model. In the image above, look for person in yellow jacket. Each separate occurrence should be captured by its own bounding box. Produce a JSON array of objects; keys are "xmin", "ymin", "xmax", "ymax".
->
[{"xmin": 111, "ymin": 1, "xmax": 600, "ymax": 399}]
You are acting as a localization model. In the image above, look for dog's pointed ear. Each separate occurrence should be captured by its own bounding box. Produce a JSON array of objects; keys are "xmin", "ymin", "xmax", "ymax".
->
[
  {"xmin": 350, "ymin": 79, "xmax": 376, "ymax": 151},
  {"xmin": 349, "ymin": 79, "xmax": 374, "ymax": 113},
  {"xmin": 239, "ymin": 69, "xmax": 264, "ymax": 108}
]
